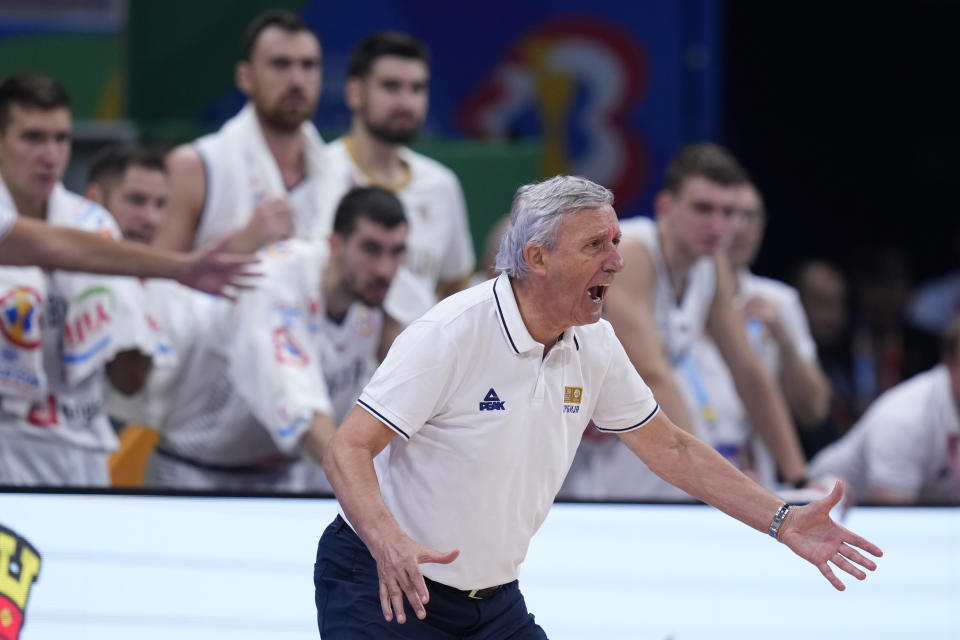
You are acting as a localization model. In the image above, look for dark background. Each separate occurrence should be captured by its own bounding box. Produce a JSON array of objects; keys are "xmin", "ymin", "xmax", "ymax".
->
[{"xmin": 724, "ymin": 2, "xmax": 959, "ymax": 285}]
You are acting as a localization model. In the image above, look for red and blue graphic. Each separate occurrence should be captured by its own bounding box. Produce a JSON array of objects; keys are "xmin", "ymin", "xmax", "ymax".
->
[
  {"xmin": 0, "ymin": 287, "xmax": 43, "ymax": 350},
  {"xmin": 62, "ymin": 286, "xmax": 115, "ymax": 364},
  {"xmin": 293, "ymin": 1, "xmax": 720, "ymax": 219},
  {"xmin": 459, "ymin": 18, "xmax": 651, "ymax": 208},
  {"xmin": 272, "ymin": 327, "xmax": 309, "ymax": 367}
]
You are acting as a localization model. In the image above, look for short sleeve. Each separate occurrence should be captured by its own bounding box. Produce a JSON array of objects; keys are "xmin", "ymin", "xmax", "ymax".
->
[
  {"xmin": 226, "ymin": 245, "xmax": 333, "ymax": 454},
  {"xmin": 357, "ymin": 319, "xmax": 459, "ymax": 440},
  {"xmin": 437, "ymin": 174, "xmax": 476, "ymax": 282},
  {"xmin": 592, "ymin": 330, "xmax": 660, "ymax": 433},
  {"xmin": 862, "ymin": 410, "xmax": 927, "ymax": 495}
]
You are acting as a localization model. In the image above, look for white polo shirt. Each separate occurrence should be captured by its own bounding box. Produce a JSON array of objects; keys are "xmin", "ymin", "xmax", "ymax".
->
[{"xmin": 355, "ymin": 273, "xmax": 660, "ymax": 589}]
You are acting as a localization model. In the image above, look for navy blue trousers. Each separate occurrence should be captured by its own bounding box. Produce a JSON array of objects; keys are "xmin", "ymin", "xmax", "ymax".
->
[{"xmin": 314, "ymin": 516, "xmax": 549, "ymax": 639}]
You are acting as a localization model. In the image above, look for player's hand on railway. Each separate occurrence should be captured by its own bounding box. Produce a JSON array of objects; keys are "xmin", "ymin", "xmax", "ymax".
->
[
  {"xmin": 246, "ymin": 197, "xmax": 295, "ymax": 248},
  {"xmin": 372, "ymin": 533, "xmax": 459, "ymax": 624},
  {"xmin": 778, "ymin": 479, "xmax": 883, "ymax": 591},
  {"xmin": 178, "ymin": 236, "xmax": 261, "ymax": 299}
]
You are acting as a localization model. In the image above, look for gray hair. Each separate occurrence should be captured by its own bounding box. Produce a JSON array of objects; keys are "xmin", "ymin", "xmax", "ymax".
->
[{"xmin": 495, "ymin": 175, "xmax": 614, "ymax": 278}]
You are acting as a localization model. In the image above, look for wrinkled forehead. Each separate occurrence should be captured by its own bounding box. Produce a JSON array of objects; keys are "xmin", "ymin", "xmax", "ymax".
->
[{"xmin": 559, "ymin": 204, "xmax": 619, "ymax": 240}]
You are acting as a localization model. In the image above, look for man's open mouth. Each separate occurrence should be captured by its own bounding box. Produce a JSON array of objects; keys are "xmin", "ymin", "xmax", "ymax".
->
[{"xmin": 587, "ymin": 284, "xmax": 608, "ymax": 303}]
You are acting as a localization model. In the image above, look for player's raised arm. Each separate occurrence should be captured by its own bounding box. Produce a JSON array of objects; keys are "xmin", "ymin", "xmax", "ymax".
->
[{"xmin": 1, "ymin": 215, "xmax": 258, "ymax": 296}]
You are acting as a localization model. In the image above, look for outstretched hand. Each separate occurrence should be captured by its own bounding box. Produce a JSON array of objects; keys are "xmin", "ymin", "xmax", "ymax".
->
[
  {"xmin": 778, "ymin": 479, "xmax": 883, "ymax": 590},
  {"xmin": 177, "ymin": 236, "xmax": 261, "ymax": 299},
  {"xmin": 372, "ymin": 533, "xmax": 459, "ymax": 624}
]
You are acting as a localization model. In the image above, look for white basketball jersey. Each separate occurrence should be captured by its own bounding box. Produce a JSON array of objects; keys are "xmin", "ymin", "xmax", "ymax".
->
[
  {"xmin": 619, "ymin": 216, "xmax": 716, "ymax": 365},
  {"xmin": 319, "ymin": 303, "xmax": 383, "ymax": 424}
]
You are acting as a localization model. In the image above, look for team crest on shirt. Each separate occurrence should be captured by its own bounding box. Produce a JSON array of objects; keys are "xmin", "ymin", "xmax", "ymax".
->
[
  {"xmin": 563, "ymin": 386, "xmax": 582, "ymax": 413},
  {"xmin": 0, "ymin": 287, "xmax": 43, "ymax": 350},
  {"xmin": 0, "ymin": 524, "xmax": 42, "ymax": 640}
]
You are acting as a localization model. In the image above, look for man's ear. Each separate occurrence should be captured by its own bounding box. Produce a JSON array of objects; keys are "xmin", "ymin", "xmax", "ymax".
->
[
  {"xmin": 85, "ymin": 183, "xmax": 104, "ymax": 205},
  {"xmin": 236, "ymin": 62, "xmax": 252, "ymax": 96},
  {"xmin": 328, "ymin": 231, "xmax": 343, "ymax": 256},
  {"xmin": 523, "ymin": 243, "xmax": 548, "ymax": 276},
  {"xmin": 653, "ymin": 189, "xmax": 672, "ymax": 220},
  {"xmin": 344, "ymin": 77, "xmax": 362, "ymax": 111}
]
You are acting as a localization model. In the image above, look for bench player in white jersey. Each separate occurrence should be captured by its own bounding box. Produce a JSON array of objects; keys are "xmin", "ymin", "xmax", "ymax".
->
[
  {"xmin": 0, "ymin": 75, "xmax": 176, "ymax": 486},
  {"xmin": 320, "ymin": 31, "xmax": 475, "ymax": 326},
  {"xmin": 672, "ymin": 181, "xmax": 831, "ymax": 489},
  {"xmin": 153, "ymin": 10, "xmax": 329, "ymax": 254},
  {"xmin": 144, "ymin": 187, "xmax": 408, "ymax": 491},
  {"xmin": 809, "ymin": 315, "xmax": 960, "ymax": 505},
  {"xmin": 561, "ymin": 143, "xmax": 809, "ymax": 499}
]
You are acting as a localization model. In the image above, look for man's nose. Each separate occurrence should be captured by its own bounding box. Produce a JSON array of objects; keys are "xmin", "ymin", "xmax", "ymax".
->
[
  {"xmin": 38, "ymin": 140, "xmax": 60, "ymax": 164},
  {"xmin": 605, "ymin": 248, "xmax": 625, "ymax": 272}
]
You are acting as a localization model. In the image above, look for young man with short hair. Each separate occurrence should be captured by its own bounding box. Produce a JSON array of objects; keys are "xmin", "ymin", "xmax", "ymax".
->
[
  {"xmin": 564, "ymin": 143, "xmax": 809, "ymax": 500},
  {"xmin": 154, "ymin": 9, "xmax": 327, "ymax": 253},
  {"xmin": 321, "ymin": 31, "xmax": 475, "ymax": 325}
]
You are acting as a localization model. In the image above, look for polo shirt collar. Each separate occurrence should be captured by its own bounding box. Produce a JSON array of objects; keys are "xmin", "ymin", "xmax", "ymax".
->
[{"xmin": 492, "ymin": 273, "xmax": 579, "ymax": 355}]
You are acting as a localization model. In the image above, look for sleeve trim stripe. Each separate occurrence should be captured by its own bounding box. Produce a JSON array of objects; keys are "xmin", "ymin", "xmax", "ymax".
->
[
  {"xmin": 357, "ymin": 399, "xmax": 410, "ymax": 440},
  {"xmin": 595, "ymin": 404, "xmax": 660, "ymax": 433}
]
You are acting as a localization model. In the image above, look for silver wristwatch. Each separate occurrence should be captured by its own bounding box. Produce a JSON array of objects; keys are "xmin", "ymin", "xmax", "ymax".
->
[{"xmin": 768, "ymin": 503, "xmax": 791, "ymax": 539}]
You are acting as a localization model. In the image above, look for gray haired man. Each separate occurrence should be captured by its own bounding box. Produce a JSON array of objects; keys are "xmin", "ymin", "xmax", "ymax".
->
[{"xmin": 316, "ymin": 175, "xmax": 882, "ymax": 639}]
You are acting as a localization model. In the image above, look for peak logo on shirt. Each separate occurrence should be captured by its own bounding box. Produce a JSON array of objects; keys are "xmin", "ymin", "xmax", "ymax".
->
[{"xmin": 479, "ymin": 388, "xmax": 505, "ymax": 411}]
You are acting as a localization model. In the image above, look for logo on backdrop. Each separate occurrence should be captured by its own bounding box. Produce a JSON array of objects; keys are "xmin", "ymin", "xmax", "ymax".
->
[
  {"xmin": 458, "ymin": 18, "xmax": 651, "ymax": 210},
  {"xmin": 0, "ymin": 525, "xmax": 41, "ymax": 640}
]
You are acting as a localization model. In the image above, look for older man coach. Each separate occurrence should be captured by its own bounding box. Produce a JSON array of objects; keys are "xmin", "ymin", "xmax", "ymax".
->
[{"xmin": 316, "ymin": 176, "xmax": 882, "ymax": 639}]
